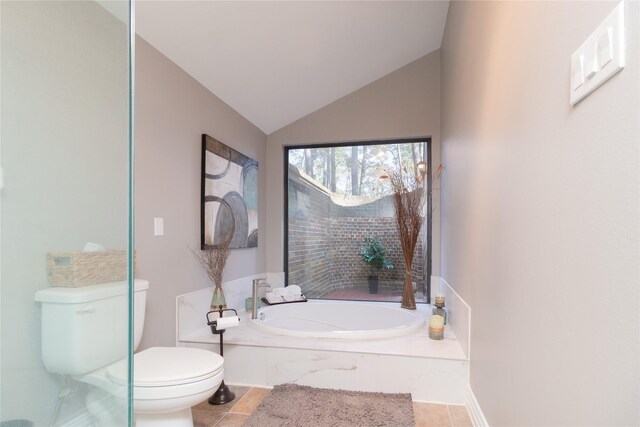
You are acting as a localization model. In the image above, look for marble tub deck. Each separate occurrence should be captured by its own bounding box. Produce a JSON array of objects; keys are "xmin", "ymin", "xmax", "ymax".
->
[
  {"xmin": 179, "ymin": 302, "xmax": 469, "ymax": 404},
  {"xmin": 181, "ymin": 303, "xmax": 465, "ymax": 360}
]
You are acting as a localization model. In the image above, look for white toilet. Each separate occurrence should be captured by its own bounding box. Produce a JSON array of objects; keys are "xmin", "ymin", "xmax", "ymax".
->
[{"xmin": 35, "ymin": 279, "xmax": 223, "ymax": 427}]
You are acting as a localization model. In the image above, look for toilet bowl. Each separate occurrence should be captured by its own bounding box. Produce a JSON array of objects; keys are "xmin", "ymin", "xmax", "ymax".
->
[
  {"xmin": 81, "ymin": 347, "xmax": 223, "ymax": 426},
  {"xmin": 104, "ymin": 347, "xmax": 224, "ymax": 426},
  {"xmin": 35, "ymin": 280, "xmax": 223, "ymax": 426}
]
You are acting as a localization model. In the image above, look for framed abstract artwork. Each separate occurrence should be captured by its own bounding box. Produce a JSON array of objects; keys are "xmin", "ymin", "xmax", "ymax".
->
[{"xmin": 201, "ymin": 134, "xmax": 258, "ymax": 249}]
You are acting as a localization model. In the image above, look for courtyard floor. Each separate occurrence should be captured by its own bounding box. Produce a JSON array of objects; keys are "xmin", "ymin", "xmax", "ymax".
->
[{"xmin": 321, "ymin": 286, "xmax": 429, "ymax": 303}]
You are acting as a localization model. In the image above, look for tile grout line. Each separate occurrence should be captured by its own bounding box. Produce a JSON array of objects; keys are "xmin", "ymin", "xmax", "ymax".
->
[
  {"xmin": 213, "ymin": 410, "xmax": 250, "ymax": 426},
  {"xmin": 213, "ymin": 412, "xmax": 229, "ymax": 427},
  {"xmin": 217, "ymin": 411, "xmax": 250, "ymax": 426},
  {"xmin": 207, "ymin": 387, "xmax": 256, "ymax": 425},
  {"xmin": 447, "ymin": 405, "xmax": 455, "ymax": 427},
  {"xmin": 226, "ymin": 386, "xmax": 253, "ymax": 413}
]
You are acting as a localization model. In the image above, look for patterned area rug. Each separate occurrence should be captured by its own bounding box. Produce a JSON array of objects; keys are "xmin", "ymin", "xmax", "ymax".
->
[{"xmin": 242, "ymin": 384, "xmax": 414, "ymax": 427}]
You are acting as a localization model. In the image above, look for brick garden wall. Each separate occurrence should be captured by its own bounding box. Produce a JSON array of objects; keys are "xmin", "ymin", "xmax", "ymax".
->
[
  {"xmin": 288, "ymin": 217, "xmax": 331, "ymax": 296},
  {"xmin": 288, "ymin": 165, "xmax": 424, "ymax": 298},
  {"xmin": 328, "ymin": 217, "xmax": 423, "ymax": 292}
]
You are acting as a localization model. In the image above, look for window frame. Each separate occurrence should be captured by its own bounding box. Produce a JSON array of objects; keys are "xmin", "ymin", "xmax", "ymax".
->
[{"xmin": 283, "ymin": 137, "xmax": 433, "ymax": 303}]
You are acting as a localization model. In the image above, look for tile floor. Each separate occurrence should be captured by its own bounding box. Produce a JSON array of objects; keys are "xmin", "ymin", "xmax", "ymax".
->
[{"xmin": 192, "ymin": 385, "xmax": 473, "ymax": 427}]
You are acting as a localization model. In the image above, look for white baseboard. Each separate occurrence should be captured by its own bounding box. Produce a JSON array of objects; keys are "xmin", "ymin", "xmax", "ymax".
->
[{"xmin": 466, "ymin": 385, "xmax": 489, "ymax": 427}]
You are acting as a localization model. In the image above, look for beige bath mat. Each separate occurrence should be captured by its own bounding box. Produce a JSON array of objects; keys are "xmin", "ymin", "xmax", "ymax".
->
[{"xmin": 242, "ymin": 383, "xmax": 414, "ymax": 427}]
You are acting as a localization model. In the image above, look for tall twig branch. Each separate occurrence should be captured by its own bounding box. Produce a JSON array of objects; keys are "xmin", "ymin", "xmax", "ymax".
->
[
  {"xmin": 191, "ymin": 238, "xmax": 231, "ymax": 289},
  {"xmin": 388, "ymin": 164, "xmax": 442, "ymax": 309}
]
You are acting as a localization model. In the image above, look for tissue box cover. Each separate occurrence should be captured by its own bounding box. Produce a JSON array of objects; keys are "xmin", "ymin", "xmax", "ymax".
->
[{"xmin": 47, "ymin": 250, "xmax": 133, "ymax": 287}]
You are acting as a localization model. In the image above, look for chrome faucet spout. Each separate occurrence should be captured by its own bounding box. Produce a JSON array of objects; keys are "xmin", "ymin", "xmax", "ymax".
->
[{"xmin": 251, "ymin": 278, "xmax": 270, "ymax": 319}]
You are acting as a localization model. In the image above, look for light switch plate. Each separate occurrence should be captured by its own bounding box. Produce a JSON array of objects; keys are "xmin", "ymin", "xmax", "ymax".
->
[
  {"xmin": 571, "ymin": 55, "xmax": 585, "ymax": 90},
  {"xmin": 570, "ymin": 1, "xmax": 624, "ymax": 105},
  {"xmin": 597, "ymin": 27, "xmax": 614, "ymax": 68},
  {"xmin": 154, "ymin": 217, "xmax": 164, "ymax": 236}
]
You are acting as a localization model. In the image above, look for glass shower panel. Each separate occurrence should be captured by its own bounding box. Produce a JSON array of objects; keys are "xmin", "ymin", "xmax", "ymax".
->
[{"xmin": 1, "ymin": 1, "xmax": 133, "ymax": 426}]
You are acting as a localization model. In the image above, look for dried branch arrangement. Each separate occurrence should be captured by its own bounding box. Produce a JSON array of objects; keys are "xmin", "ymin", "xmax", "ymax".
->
[
  {"xmin": 389, "ymin": 164, "xmax": 442, "ymax": 310},
  {"xmin": 389, "ymin": 170, "xmax": 423, "ymax": 310},
  {"xmin": 191, "ymin": 238, "xmax": 231, "ymax": 289}
]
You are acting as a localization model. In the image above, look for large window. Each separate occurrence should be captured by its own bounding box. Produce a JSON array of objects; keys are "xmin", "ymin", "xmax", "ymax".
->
[{"xmin": 285, "ymin": 139, "xmax": 432, "ymax": 303}]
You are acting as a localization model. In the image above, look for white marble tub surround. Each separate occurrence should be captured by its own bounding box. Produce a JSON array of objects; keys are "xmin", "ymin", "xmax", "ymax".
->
[
  {"xmin": 176, "ymin": 277, "xmax": 469, "ymax": 404},
  {"xmin": 176, "ymin": 273, "xmax": 269, "ymax": 345},
  {"xmin": 181, "ymin": 305, "xmax": 464, "ymax": 360},
  {"xmin": 188, "ymin": 343, "xmax": 469, "ymax": 404},
  {"xmin": 436, "ymin": 276, "xmax": 471, "ymax": 359}
]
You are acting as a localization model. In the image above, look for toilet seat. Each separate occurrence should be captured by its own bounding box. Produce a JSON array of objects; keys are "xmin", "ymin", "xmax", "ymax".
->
[
  {"xmin": 133, "ymin": 370, "xmax": 224, "ymax": 402},
  {"xmin": 104, "ymin": 347, "xmax": 224, "ymax": 400},
  {"xmin": 107, "ymin": 347, "xmax": 224, "ymax": 386}
]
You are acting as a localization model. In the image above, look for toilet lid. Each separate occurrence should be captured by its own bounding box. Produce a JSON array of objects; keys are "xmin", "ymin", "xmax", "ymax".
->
[{"xmin": 107, "ymin": 347, "xmax": 224, "ymax": 387}]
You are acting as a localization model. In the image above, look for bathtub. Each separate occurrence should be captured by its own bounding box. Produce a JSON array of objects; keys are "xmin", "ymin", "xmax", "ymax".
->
[
  {"xmin": 249, "ymin": 300, "xmax": 424, "ymax": 339},
  {"xmin": 178, "ymin": 282, "xmax": 468, "ymax": 403}
]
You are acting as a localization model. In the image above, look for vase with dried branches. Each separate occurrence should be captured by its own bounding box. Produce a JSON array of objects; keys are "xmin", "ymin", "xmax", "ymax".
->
[
  {"xmin": 389, "ymin": 164, "xmax": 442, "ymax": 310},
  {"xmin": 192, "ymin": 238, "xmax": 231, "ymax": 310}
]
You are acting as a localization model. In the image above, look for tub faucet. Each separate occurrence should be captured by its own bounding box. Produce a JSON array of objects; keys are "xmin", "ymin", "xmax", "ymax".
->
[{"xmin": 251, "ymin": 278, "xmax": 270, "ymax": 319}]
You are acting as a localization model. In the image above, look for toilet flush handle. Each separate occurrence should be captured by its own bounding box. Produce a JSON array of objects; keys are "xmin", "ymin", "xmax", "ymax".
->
[{"xmin": 75, "ymin": 305, "xmax": 95, "ymax": 314}]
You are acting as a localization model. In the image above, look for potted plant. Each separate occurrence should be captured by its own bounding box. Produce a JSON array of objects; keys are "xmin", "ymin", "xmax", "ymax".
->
[{"xmin": 359, "ymin": 236, "xmax": 394, "ymax": 294}]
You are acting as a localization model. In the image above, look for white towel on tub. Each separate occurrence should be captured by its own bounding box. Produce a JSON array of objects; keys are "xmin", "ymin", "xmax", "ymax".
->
[
  {"xmin": 272, "ymin": 287, "xmax": 286, "ymax": 297},
  {"xmin": 283, "ymin": 286, "xmax": 302, "ymax": 301},
  {"xmin": 286, "ymin": 285, "xmax": 302, "ymax": 296},
  {"xmin": 265, "ymin": 292, "xmax": 283, "ymax": 304}
]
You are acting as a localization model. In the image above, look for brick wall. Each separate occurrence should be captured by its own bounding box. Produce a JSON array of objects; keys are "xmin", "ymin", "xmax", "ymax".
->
[
  {"xmin": 287, "ymin": 165, "xmax": 424, "ymax": 298},
  {"xmin": 288, "ymin": 217, "xmax": 331, "ymax": 297},
  {"xmin": 328, "ymin": 217, "xmax": 423, "ymax": 288}
]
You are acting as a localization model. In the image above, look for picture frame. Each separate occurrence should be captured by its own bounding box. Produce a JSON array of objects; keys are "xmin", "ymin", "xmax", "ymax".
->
[{"xmin": 201, "ymin": 134, "xmax": 259, "ymax": 249}]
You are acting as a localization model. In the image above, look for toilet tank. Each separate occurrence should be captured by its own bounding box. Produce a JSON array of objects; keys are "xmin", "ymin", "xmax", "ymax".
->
[{"xmin": 35, "ymin": 279, "xmax": 149, "ymax": 376}]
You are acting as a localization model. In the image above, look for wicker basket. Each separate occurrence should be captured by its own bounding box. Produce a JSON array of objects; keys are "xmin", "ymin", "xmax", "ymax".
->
[{"xmin": 47, "ymin": 250, "xmax": 133, "ymax": 287}]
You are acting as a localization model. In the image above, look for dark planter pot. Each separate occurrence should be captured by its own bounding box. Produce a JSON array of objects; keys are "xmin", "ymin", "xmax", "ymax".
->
[{"xmin": 368, "ymin": 275, "xmax": 379, "ymax": 294}]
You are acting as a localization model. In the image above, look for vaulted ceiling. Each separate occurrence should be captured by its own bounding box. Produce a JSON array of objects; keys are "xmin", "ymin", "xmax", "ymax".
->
[{"xmin": 133, "ymin": 1, "xmax": 450, "ymax": 134}]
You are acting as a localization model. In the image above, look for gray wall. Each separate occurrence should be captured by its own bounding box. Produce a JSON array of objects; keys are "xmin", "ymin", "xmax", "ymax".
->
[
  {"xmin": 266, "ymin": 50, "xmax": 441, "ymax": 276},
  {"xmin": 135, "ymin": 38, "xmax": 267, "ymax": 349},
  {"xmin": 440, "ymin": 1, "xmax": 639, "ymax": 425},
  {"xmin": 1, "ymin": 1, "xmax": 129, "ymax": 423}
]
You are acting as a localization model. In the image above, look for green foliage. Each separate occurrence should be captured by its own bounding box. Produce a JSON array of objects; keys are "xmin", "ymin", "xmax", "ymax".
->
[
  {"xmin": 288, "ymin": 142, "xmax": 425, "ymax": 198},
  {"xmin": 359, "ymin": 237, "xmax": 394, "ymax": 276}
]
